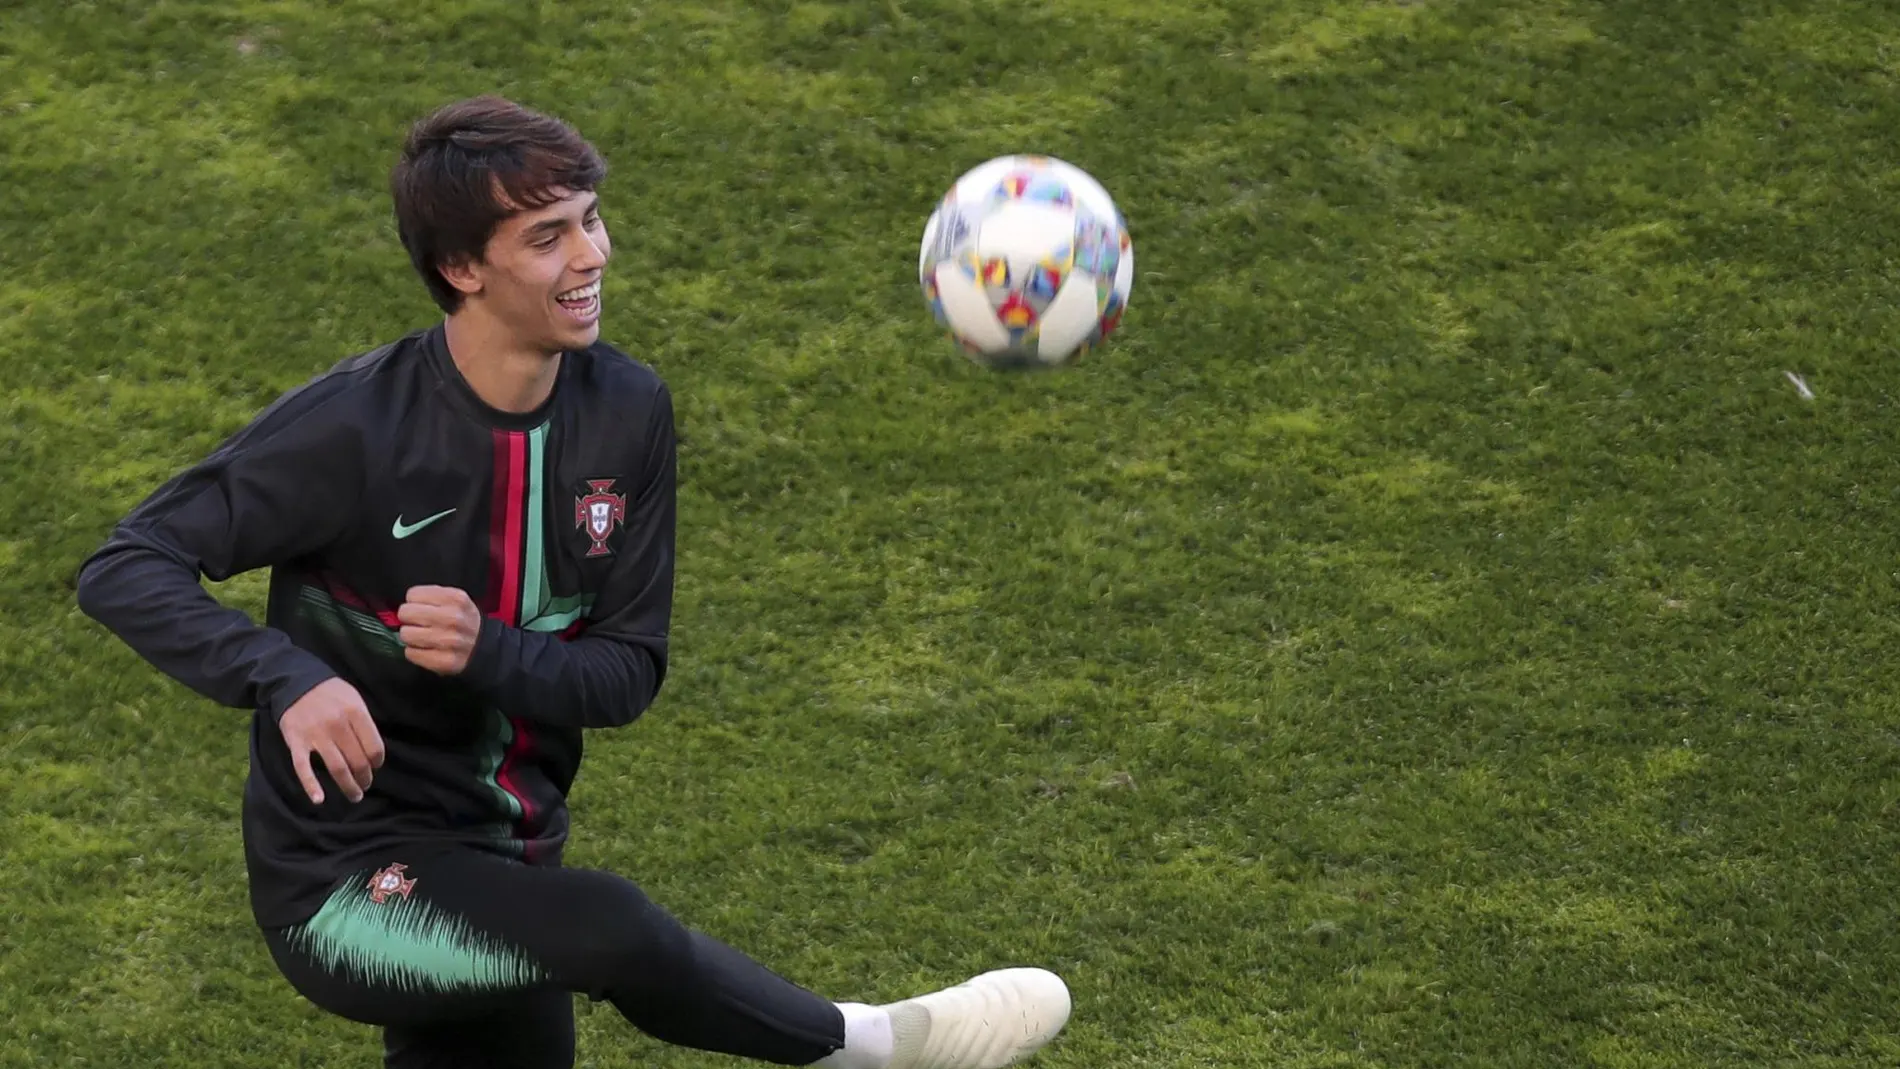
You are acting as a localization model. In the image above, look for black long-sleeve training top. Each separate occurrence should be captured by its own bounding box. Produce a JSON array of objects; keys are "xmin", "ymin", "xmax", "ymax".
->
[{"xmin": 76, "ymin": 323, "xmax": 676, "ymax": 927}]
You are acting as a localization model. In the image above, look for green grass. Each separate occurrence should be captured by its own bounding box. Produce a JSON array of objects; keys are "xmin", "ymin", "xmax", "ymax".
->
[{"xmin": 7, "ymin": 0, "xmax": 1900, "ymax": 1064}]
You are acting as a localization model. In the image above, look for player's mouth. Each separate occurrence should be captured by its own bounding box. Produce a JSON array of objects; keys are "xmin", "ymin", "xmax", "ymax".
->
[{"xmin": 555, "ymin": 280, "xmax": 601, "ymax": 324}]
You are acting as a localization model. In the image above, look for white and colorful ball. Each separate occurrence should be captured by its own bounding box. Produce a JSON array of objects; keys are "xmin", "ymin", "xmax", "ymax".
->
[{"xmin": 918, "ymin": 155, "xmax": 1133, "ymax": 369}]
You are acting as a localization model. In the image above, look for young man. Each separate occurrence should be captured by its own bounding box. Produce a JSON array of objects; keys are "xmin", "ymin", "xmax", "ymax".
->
[{"xmin": 75, "ymin": 95, "xmax": 1071, "ymax": 1069}]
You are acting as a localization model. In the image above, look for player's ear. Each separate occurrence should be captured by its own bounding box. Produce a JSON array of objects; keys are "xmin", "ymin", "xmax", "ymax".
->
[{"xmin": 438, "ymin": 254, "xmax": 484, "ymax": 297}]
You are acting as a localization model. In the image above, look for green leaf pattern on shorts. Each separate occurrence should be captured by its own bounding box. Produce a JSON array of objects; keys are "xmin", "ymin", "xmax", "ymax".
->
[{"xmin": 288, "ymin": 870, "xmax": 548, "ymax": 994}]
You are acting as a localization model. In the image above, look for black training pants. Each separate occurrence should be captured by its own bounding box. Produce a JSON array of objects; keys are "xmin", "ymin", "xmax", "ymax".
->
[{"xmin": 259, "ymin": 846, "xmax": 846, "ymax": 1069}]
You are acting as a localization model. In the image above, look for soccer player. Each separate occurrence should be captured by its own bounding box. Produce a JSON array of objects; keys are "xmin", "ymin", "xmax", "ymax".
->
[{"xmin": 75, "ymin": 95, "xmax": 1071, "ymax": 1069}]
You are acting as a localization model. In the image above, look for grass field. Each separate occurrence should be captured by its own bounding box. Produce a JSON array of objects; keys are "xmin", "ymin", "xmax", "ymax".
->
[{"xmin": 8, "ymin": 0, "xmax": 1900, "ymax": 1065}]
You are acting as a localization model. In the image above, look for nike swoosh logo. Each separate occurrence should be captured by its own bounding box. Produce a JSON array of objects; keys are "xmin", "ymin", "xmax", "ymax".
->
[{"xmin": 391, "ymin": 508, "xmax": 456, "ymax": 539}]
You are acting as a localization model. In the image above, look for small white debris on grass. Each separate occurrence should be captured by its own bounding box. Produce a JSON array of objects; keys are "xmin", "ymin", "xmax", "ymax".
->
[{"xmin": 1784, "ymin": 371, "xmax": 1815, "ymax": 400}]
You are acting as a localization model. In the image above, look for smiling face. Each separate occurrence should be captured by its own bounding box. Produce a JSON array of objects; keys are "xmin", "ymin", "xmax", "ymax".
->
[
  {"xmin": 390, "ymin": 96, "xmax": 613, "ymax": 342},
  {"xmin": 439, "ymin": 186, "xmax": 611, "ymax": 353}
]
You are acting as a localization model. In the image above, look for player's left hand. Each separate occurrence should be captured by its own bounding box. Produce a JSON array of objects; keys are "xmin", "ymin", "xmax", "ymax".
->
[{"xmin": 398, "ymin": 585, "xmax": 482, "ymax": 675}]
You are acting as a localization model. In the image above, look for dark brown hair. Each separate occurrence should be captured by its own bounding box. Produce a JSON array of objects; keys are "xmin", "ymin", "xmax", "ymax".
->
[{"xmin": 390, "ymin": 95, "xmax": 608, "ymax": 313}]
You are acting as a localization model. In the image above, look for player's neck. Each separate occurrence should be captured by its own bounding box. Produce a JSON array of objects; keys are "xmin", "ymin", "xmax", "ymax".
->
[{"xmin": 441, "ymin": 311, "xmax": 562, "ymax": 415}]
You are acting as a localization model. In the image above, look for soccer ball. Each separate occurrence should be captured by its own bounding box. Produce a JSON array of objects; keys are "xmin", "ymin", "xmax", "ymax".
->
[{"xmin": 918, "ymin": 155, "xmax": 1133, "ymax": 369}]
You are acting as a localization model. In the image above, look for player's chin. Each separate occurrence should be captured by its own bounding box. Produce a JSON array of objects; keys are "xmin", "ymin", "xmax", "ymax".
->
[
  {"xmin": 565, "ymin": 320, "xmax": 602, "ymax": 348},
  {"xmin": 551, "ymin": 303, "xmax": 603, "ymax": 347}
]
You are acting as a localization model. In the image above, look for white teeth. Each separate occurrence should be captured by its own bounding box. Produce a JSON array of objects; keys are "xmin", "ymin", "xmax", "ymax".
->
[{"xmin": 557, "ymin": 281, "xmax": 601, "ymax": 302}]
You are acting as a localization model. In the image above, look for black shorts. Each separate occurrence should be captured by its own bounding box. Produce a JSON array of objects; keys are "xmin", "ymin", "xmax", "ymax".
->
[{"xmin": 259, "ymin": 845, "xmax": 844, "ymax": 1069}]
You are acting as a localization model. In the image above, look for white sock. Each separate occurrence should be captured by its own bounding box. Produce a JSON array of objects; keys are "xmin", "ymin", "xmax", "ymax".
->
[{"xmin": 814, "ymin": 1002, "xmax": 895, "ymax": 1069}]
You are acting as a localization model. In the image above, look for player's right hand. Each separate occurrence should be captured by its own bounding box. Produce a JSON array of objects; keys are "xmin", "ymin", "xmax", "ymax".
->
[{"xmin": 278, "ymin": 677, "xmax": 386, "ymax": 804}]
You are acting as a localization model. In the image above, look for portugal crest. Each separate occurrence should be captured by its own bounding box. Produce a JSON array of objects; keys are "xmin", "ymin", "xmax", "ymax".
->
[
  {"xmin": 367, "ymin": 863, "xmax": 416, "ymax": 904},
  {"xmin": 575, "ymin": 478, "xmax": 627, "ymax": 558}
]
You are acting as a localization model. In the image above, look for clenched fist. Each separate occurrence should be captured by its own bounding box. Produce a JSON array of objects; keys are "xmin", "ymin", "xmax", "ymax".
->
[
  {"xmin": 280, "ymin": 677, "xmax": 386, "ymax": 804},
  {"xmin": 398, "ymin": 585, "xmax": 483, "ymax": 675}
]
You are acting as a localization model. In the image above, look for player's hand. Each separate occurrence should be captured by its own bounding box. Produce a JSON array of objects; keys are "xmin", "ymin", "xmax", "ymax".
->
[
  {"xmin": 398, "ymin": 585, "xmax": 483, "ymax": 675},
  {"xmin": 279, "ymin": 677, "xmax": 385, "ymax": 804}
]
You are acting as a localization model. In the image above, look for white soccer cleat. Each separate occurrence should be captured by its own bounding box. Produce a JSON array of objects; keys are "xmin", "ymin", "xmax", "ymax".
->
[{"xmin": 882, "ymin": 967, "xmax": 1072, "ymax": 1069}]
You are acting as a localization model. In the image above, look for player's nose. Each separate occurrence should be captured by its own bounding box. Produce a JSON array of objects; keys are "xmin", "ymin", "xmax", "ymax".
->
[{"xmin": 573, "ymin": 230, "xmax": 608, "ymax": 272}]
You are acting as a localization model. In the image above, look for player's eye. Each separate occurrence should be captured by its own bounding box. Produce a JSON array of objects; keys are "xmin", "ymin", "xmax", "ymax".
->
[{"xmin": 533, "ymin": 233, "xmax": 560, "ymax": 250}]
